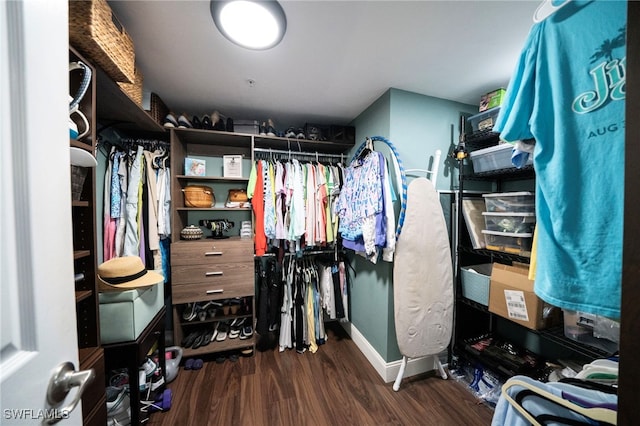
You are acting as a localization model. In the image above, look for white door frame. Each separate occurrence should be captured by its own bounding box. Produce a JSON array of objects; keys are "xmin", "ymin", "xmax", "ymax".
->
[{"xmin": 1, "ymin": 0, "xmax": 81, "ymax": 423}]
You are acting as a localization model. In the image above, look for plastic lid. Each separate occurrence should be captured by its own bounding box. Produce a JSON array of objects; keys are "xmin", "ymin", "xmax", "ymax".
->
[
  {"xmin": 481, "ymin": 229, "xmax": 533, "ymax": 237},
  {"xmin": 469, "ymin": 143, "xmax": 513, "ymax": 157},
  {"xmin": 482, "ymin": 212, "xmax": 535, "ymax": 217},
  {"xmin": 482, "ymin": 191, "xmax": 534, "ymax": 198}
]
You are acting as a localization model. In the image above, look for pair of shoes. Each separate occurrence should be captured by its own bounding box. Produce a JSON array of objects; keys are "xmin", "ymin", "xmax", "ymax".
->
[
  {"xmin": 229, "ymin": 352, "xmax": 239, "ymax": 362},
  {"xmin": 181, "ymin": 330, "xmax": 199, "ymax": 348},
  {"xmin": 182, "ymin": 303, "xmax": 197, "ymax": 321},
  {"xmin": 284, "ymin": 127, "xmax": 296, "ymax": 138},
  {"xmin": 184, "ymin": 358, "xmax": 204, "ymax": 370},
  {"xmin": 266, "ymin": 118, "xmax": 276, "ymax": 136},
  {"xmin": 106, "ymin": 386, "xmax": 131, "ymax": 425},
  {"xmin": 259, "ymin": 121, "xmax": 267, "ymax": 136},
  {"xmin": 211, "ymin": 111, "xmax": 226, "ymax": 131},
  {"xmin": 215, "ymin": 353, "xmax": 227, "ymax": 364},
  {"xmin": 141, "ymin": 357, "xmax": 158, "ymax": 379},
  {"xmin": 192, "ymin": 329, "xmax": 212, "ymax": 349},
  {"xmin": 202, "ymin": 115, "xmax": 213, "ymax": 130},
  {"xmin": 192, "ymin": 115, "xmax": 203, "ymax": 129},
  {"xmin": 229, "ymin": 318, "xmax": 245, "ymax": 339},
  {"xmin": 163, "ymin": 113, "xmax": 179, "ymax": 128},
  {"xmin": 240, "ymin": 324, "xmax": 253, "ymax": 340},
  {"xmin": 177, "ymin": 113, "xmax": 192, "ymax": 128},
  {"xmin": 210, "ymin": 322, "xmax": 220, "ymax": 342},
  {"xmin": 216, "ymin": 322, "xmax": 229, "ymax": 341}
]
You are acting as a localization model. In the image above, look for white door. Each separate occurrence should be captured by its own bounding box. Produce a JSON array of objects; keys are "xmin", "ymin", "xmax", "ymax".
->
[{"xmin": 1, "ymin": 1, "xmax": 84, "ymax": 424}]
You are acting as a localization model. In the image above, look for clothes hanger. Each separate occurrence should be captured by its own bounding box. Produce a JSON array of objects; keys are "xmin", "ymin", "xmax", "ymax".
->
[
  {"xmin": 502, "ymin": 378, "xmax": 617, "ymax": 425},
  {"xmin": 533, "ymin": 0, "xmax": 571, "ymax": 23}
]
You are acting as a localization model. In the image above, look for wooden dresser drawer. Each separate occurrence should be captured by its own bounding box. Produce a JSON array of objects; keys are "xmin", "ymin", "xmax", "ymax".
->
[
  {"xmin": 172, "ymin": 280, "xmax": 254, "ymax": 304},
  {"xmin": 172, "ymin": 262, "xmax": 254, "ymax": 286},
  {"xmin": 172, "ymin": 239, "xmax": 254, "ymax": 266}
]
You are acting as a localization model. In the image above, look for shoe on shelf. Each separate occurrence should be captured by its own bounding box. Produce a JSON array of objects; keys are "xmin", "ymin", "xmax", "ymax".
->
[
  {"xmin": 240, "ymin": 324, "xmax": 253, "ymax": 340},
  {"xmin": 226, "ymin": 117, "xmax": 234, "ymax": 132},
  {"xmin": 296, "ymin": 128, "xmax": 306, "ymax": 139},
  {"xmin": 191, "ymin": 115, "xmax": 203, "ymax": 129},
  {"xmin": 216, "ymin": 322, "xmax": 229, "ymax": 342},
  {"xmin": 201, "ymin": 329, "xmax": 213, "ymax": 347},
  {"xmin": 106, "ymin": 386, "xmax": 129, "ymax": 414},
  {"xmin": 163, "ymin": 113, "xmax": 179, "ymax": 128},
  {"xmin": 266, "ymin": 118, "xmax": 276, "ymax": 137},
  {"xmin": 284, "ymin": 127, "xmax": 296, "ymax": 138},
  {"xmin": 202, "ymin": 115, "xmax": 213, "ymax": 130},
  {"xmin": 192, "ymin": 330, "xmax": 207, "ymax": 349},
  {"xmin": 182, "ymin": 303, "xmax": 197, "ymax": 322},
  {"xmin": 211, "ymin": 111, "xmax": 226, "ymax": 131},
  {"xmin": 229, "ymin": 318, "xmax": 244, "ymax": 339},
  {"xmin": 177, "ymin": 114, "xmax": 193, "ymax": 128},
  {"xmin": 259, "ymin": 121, "xmax": 267, "ymax": 136},
  {"xmin": 181, "ymin": 330, "xmax": 199, "ymax": 348},
  {"xmin": 240, "ymin": 347, "xmax": 254, "ymax": 357}
]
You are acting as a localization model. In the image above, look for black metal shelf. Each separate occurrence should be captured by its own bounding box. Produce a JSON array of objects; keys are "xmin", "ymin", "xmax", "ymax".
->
[
  {"xmin": 464, "ymin": 164, "xmax": 535, "ymax": 181},
  {"xmin": 464, "ymin": 130, "xmax": 501, "ymax": 150},
  {"xmin": 459, "ymin": 245, "xmax": 530, "ymax": 265}
]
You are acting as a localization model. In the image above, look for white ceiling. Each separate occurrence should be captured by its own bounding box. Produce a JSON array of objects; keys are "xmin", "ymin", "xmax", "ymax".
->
[{"xmin": 109, "ymin": 0, "xmax": 539, "ymax": 128}]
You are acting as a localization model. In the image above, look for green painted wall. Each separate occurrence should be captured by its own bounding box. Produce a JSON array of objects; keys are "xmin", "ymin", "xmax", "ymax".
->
[{"xmin": 348, "ymin": 88, "xmax": 478, "ymax": 362}]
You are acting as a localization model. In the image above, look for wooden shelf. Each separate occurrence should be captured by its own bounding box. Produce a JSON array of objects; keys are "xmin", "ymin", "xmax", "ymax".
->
[
  {"xmin": 76, "ymin": 290, "xmax": 93, "ymax": 303},
  {"xmin": 177, "ymin": 207, "xmax": 252, "ymax": 212},
  {"xmin": 95, "ymin": 67, "xmax": 165, "ymax": 132},
  {"xmin": 182, "ymin": 335, "xmax": 255, "ymax": 358},
  {"xmin": 74, "ymin": 250, "xmax": 91, "ymax": 260},
  {"xmin": 177, "ymin": 175, "xmax": 249, "ymax": 182}
]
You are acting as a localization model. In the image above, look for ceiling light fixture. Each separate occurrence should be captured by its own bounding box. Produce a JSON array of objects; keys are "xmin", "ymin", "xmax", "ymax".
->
[{"xmin": 210, "ymin": 0, "xmax": 287, "ymax": 50}]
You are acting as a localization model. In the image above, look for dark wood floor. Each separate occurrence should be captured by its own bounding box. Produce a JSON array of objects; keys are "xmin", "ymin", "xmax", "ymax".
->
[{"xmin": 148, "ymin": 323, "xmax": 493, "ymax": 425}]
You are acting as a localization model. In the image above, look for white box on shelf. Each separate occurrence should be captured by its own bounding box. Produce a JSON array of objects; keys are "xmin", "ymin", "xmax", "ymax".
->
[{"xmin": 223, "ymin": 155, "xmax": 243, "ymax": 178}]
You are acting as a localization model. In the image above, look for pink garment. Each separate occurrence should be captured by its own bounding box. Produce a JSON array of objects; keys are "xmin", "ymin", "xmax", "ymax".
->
[{"xmin": 103, "ymin": 217, "xmax": 117, "ymax": 261}]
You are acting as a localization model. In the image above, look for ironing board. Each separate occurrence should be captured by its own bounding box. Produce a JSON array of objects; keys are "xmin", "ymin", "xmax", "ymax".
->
[{"xmin": 392, "ymin": 177, "xmax": 453, "ymax": 391}]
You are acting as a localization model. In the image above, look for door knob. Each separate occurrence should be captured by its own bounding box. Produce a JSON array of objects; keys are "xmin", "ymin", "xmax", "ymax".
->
[{"xmin": 45, "ymin": 362, "xmax": 95, "ymax": 424}]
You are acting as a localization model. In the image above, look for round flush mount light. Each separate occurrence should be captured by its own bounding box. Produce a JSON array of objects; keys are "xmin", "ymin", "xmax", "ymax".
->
[{"xmin": 210, "ymin": 0, "xmax": 287, "ymax": 50}]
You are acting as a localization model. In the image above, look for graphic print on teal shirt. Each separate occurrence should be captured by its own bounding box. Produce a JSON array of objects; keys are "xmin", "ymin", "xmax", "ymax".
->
[{"xmin": 494, "ymin": 0, "xmax": 626, "ymax": 319}]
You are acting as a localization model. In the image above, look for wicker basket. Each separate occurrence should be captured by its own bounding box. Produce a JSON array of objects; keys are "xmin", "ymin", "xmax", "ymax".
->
[
  {"xmin": 117, "ymin": 67, "xmax": 143, "ymax": 106},
  {"xmin": 148, "ymin": 92, "xmax": 169, "ymax": 126},
  {"xmin": 183, "ymin": 185, "xmax": 215, "ymax": 208},
  {"xmin": 71, "ymin": 165, "xmax": 88, "ymax": 201},
  {"xmin": 69, "ymin": 0, "xmax": 135, "ymax": 84}
]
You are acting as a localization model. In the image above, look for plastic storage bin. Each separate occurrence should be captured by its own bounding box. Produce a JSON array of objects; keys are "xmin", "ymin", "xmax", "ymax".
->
[
  {"xmin": 481, "ymin": 230, "xmax": 533, "ymax": 256},
  {"xmin": 234, "ymin": 119, "xmax": 260, "ymax": 135},
  {"xmin": 469, "ymin": 143, "xmax": 533, "ymax": 173},
  {"xmin": 467, "ymin": 106, "xmax": 501, "ymax": 132},
  {"xmin": 483, "ymin": 192, "xmax": 535, "ymax": 213},
  {"xmin": 562, "ymin": 309, "xmax": 619, "ymax": 354},
  {"xmin": 482, "ymin": 212, "xmax": 536, "ymax": 234},
  {"xmin": 460, "ymin": 264, "xmax": 492, "ymax": 306}
]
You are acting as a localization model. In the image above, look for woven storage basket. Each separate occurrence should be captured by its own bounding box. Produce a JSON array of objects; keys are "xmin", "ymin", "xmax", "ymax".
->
[
  {"xmin": 117, "ymin": 67, "xmax": 143, "ymax": 106},
  {"xmin": 149, "ymin": 92, "xmax": 169, "ymax": 126},
  {"xmin": 183, "ymin": 185, "xmax": 215, "ymax": 208},
  {"xmin": 69, "ymin": 0, "xmax": 135, "ymax": 84},
  {"xmin": 71, "ymin": 165, "xmax": 88, "ymax": 201}
]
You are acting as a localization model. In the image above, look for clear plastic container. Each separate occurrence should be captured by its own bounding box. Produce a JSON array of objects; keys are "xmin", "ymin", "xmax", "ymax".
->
[
  {"xmin": 467, "ymin": 106, "xmax": 501, "ymax": 132},
  {"xmin": 482, "ymin": 212, "xmax": 536, "ymax": 234},
  {"xmin": 483, "ymin": 191, "xmax": 535, "ymax": 213},
  {"xmin": 481, "ymin": 230, "xmax": 533, "ymax": 256}
]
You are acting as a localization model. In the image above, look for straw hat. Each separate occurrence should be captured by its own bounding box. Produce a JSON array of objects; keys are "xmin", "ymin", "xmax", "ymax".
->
[{"xmin": 97, "ymin": 256, "xmax": 163, "ymax": 291}]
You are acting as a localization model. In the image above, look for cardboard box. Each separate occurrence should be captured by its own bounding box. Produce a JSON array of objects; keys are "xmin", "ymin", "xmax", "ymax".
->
[
  {"xmin": 488, "ymin": 263, "xmax": 558, "ymax": 330},
  {"xmin": 480, "ymin": 88, "xmax": 506, "ymax": 112}
]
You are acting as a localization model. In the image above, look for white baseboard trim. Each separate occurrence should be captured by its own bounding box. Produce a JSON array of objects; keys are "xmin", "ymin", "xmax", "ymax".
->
[{"xmin": 340, "ymin": 322, "xmax": 445, "ymax": 383}]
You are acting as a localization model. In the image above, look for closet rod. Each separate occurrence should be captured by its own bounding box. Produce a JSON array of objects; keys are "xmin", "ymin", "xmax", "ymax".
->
[
  {"xmin": 256, "ymin": 249, "xmax": 342, "ymax": 258},
  {"xmin": 253, "ymin": 147, "xmax": 345, "ymax": 160}
]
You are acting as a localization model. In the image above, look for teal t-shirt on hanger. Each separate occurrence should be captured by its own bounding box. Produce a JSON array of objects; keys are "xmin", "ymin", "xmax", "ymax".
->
[{"xmin": 494, "ymin": 0, "xmax": 626, "ymax": 319}]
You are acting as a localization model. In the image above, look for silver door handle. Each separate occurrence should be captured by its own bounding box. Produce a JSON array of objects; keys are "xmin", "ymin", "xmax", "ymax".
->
[
  {"xmin": 204, "ymin": 251, "xmax": 223, "ymax": 256},
  {"xmin": 205, "ymin": 271, "xmax": 223, "ymax": 276},
  {"xmin": 46, "ymin": 362, "xmax": 95, "ymax": 424},
  {"xmin": 206, "ymin": 289, "xmax": 224, "ymax": 294}
]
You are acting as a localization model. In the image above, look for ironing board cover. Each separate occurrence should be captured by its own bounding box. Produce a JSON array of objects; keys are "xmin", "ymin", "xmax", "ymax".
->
[{"xmin": 393, "ymin": 178, "xmax": 453, "ymax": 358}]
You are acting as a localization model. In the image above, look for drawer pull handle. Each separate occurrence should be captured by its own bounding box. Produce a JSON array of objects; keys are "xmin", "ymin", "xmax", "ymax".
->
[
  {"xmin": 205, "ymin": 251, "xmax": 223, "ymax": 256},
  {"xmin": 206, "ymin": 289, "xmax": 224, "ymax": 294},
  {"xmin": 205, "ymin": 271, "xmax": 224, "ymax": 276}
]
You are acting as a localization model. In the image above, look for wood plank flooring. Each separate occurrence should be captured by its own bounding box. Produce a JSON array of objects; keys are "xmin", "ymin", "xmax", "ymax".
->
[{"xmin": 147, "ymin": 323, "xmax": 493, "ymax": 425}]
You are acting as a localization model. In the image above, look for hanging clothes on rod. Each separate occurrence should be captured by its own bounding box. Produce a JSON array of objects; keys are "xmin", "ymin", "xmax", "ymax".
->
[
  {"xmin": 101, "ymin": 138, "xmax": 170, "ymax": 280},
  {"xmin": 248, "ymin": 150, "xmax": 346, "ymax": 257},
  {"xmin": 335, "ymin": 138, "xmax": 397, "ymax": 263}
]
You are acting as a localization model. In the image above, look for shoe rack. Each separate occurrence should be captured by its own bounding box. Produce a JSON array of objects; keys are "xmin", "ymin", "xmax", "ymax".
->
[{"xmin": 69, "ymin": 46, "xmax": 107, "ymax": 426}]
